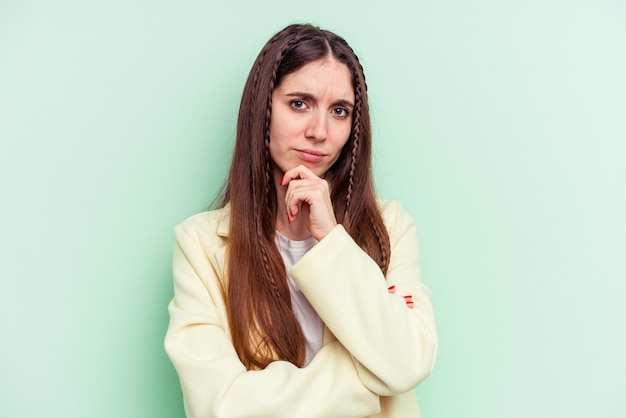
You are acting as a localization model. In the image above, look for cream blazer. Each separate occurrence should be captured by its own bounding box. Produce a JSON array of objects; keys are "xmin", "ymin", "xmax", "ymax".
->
[{"xmin": 165, "ymin": 200, "xmax": 437, "ymax": 418}]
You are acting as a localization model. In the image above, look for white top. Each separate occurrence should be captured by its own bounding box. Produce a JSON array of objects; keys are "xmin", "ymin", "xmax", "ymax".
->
[{"xmin": 275, "ymin": 231, "xmax": 324, "ymax": 366}]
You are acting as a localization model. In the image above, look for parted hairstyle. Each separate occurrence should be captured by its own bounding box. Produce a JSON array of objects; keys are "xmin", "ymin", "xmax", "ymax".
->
[{"xmin": 221, "ymin": 23, "xmax": 391, "ymax": 369}]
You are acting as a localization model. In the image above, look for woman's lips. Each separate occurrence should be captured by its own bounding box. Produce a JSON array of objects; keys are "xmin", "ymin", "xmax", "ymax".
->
[{"xmin": 295, "ymin": 149, "xmax": 325, "ymax": 163}]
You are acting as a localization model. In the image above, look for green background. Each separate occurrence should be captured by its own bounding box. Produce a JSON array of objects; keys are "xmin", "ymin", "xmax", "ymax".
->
[{"xmin": 1, "ymin": 0, "xmax": 625, "ymax": 417}]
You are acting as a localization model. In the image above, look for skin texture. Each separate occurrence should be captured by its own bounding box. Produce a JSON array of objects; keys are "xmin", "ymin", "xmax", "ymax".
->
[{"xmin": 269, "ymin": 57, "xmax": 355, "ymax": 241}]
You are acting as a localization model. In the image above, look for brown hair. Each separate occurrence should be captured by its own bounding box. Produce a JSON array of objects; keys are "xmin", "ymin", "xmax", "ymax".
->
[{"xmin": 221, "ymin": 23, "xmax": 390, "ymax": 369}]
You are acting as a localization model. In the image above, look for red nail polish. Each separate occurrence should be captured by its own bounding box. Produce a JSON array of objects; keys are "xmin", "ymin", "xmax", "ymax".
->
[
  {"xmin": 403, "ymin": 295, "xmax": 412, "ymax": 300},
  {"xmin": 280, "ymin": 178, "xmax": 285, "ymax": 186},
  {"xmin": 287, "ymin": 216, "xmax": 291, "ymax": 224},
  {"xmin": 388, "ymin": 285, "xmax": 395, "ymax": 290},
  {"xmin": 407, "ymin": 301, "xmax": 414, "ymax": 309}
]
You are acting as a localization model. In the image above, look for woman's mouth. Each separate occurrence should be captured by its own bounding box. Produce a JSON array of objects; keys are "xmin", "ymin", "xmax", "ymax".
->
[{"xmin": 295, "ymin": 149, "xmax": 325, "ymax": 163}]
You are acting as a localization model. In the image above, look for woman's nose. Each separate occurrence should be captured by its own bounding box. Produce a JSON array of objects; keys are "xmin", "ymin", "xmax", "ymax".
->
[{"xmin": 305, "ymin": 112, "xmax": 328, "ymax": 141}]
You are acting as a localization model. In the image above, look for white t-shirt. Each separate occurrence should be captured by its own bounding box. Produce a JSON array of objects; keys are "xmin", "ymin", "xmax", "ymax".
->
[{"xmin": 275, "ymin": 231, "xmax": 324, "ymax": 366}]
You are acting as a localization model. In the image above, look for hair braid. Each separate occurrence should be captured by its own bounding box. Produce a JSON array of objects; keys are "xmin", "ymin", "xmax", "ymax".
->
[
  {"xmin": 250, "ymin": 32, "xmax": 285, "ymax": 96},
  {"xmin": 250, "ymin": 52, "xmax": 267, "ymax": 98},
  {"xmin": 250, "ymin": 146, "xmax": 280, "ymax": 297},
  {"xmin": 258, "ymin": 235, "xmax": 281, "ymax": 297},
  {"xmin": 343, "ymin": 52, "xmax": 390, "ymax": 275},
  {"xmin": 345, "ymin": 63, "xmax": 363, "ymax": 214},
  {"xmin": 372, "ymin": 219, "xmax": 391, "ymax": 274},
  {"xmin": 264, "ymin": 31, "xmax": 308, "ymax": 185},
  {"xmin": 258, "ymin": 93, "xmax": 278, "ymax": 297},
  {"xmin": 256, "ymin": 31, "xmax": 307, "ymax": 298}
]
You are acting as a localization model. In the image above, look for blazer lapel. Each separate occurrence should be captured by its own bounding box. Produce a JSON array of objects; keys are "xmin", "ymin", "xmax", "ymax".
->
[{"xmin": 212, "ymin": 205, "xmax": 231, "ymax": 288}]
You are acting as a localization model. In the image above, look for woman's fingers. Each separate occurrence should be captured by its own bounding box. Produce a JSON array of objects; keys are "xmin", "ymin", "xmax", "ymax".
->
[
  {"xmin": 387, "ymin": 286, "xmax": 414, "ymax": 309},
  {"xmin": 280, "ymin": 165, "xmax": 320, "ymax": 220},
  {"xmin": 280, "ymin": 165, "xmax": 320, "ymax": 185},
  {"xmin": 285, "ymin": 180, "xmax": 329, "ymax": 217},
  {"xmin": 280, "ymin": 165, "xmax": 337, "ymax": 240},
  {"xmin": 285, "ymin": 180, "xmax": 336, "ymax": 239}
]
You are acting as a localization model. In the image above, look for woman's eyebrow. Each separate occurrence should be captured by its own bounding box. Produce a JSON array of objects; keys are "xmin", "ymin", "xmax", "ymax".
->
[
  {"xmin": 284, "ymin": 92, "xmax": 354, "ymax": 108},
  {"xmin": 333, "ymin": 99, "xmax": 354, "ymax": 109},
  {"xmin": 285, "ymin": 92, "xmax": 315, "ymax": 100}
]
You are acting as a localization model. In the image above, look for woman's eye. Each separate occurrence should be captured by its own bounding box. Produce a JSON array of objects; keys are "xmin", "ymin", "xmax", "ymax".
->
[
  {"xmin": 332, "ymin": 107, "xmax": 350, "ymax": 117},
  {"xmin": 290, "ymin": 100, "xmax": 306, "ymax": 110}
]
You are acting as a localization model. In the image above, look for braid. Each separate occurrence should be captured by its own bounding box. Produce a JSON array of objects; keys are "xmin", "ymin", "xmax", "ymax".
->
[
  {"xmin": 251, "ymin": 144, "xmax": 280, "ymax": 297},
  {"xmin": 263, "ymin": 105, "xmax": 272, "ymax": 205},
  {"xmin": 372, "ymin": 219, "xmax": 391, "ymax": 274},
  {"xmin": 258, "ymin": 233, "xmax": 281, "ymax": 297},
  {"xmin": 251, "ymin": 52, "xmax": 267, "ymax": 98},
  {"xmin": 267, "ymin": 32, "xmax": 307, "ymax": 100},
  {"xmin": 251, "ymin": 32, "xmax": 284, "ymax": 97},
  {"xmin": 264, "ymin": 31, "xmax": 307, "ymax": 185},
  {"xmin": 259, "ymin": 80, "xmax": 277, "ymax": 297},
  {"xmin": 257, "ymin": 30, "xmax": 307, "ymax": 298},
  {"xmin": 342, "ymin": 49, "xmax": 390, "ymax": 275},
  {"xmin": 342, "ymin": 41, "xmax": 369, "ymax": 93},
  {"xmin": 345, "ymin": 61, "xmax": 363, "ymax": 214}
]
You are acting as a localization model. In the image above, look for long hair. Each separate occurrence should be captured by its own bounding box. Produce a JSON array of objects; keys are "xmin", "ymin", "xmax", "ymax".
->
[{"xmin": 221, "ymin": 23, "xmax": 391, "ymax": 369}]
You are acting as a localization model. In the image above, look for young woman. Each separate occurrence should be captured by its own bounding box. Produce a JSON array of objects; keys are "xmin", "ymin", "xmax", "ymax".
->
[{"xmin": 165, "ymin": 23, "xmax": 437, "ymax": 418}]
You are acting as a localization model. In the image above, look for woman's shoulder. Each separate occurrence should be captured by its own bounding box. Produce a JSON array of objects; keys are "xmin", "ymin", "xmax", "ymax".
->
[
  {"xmin": 376, "ymin": 198, "xmax": 412, "ymax": 220},
  {"xmin": 175, "ymin": 205, "xmax": 231, "ymax": 239},
  {"xmin": 376, "ymin": 199, "xmax": 417, "ymax": 236}
]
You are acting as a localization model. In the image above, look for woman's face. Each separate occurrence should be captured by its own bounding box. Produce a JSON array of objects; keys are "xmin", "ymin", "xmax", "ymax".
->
[{"xmin": 269, "ymin": 58, "xmax": 355, "ymax": 178}]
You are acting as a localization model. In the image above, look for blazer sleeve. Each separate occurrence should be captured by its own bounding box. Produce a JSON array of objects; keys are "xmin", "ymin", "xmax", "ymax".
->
[
  {"xmin": 289, "ymin": 200, "xmax": 438, "ymax": 396},
  {"xmin": 164, "ymin": 222, "xmax": 380, "ymax": 418}
]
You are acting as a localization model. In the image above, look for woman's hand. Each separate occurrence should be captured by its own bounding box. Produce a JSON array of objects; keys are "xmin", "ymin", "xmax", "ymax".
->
[
  {"xmin": 387, "ymin": 285, "xmax": 415, "ymax": 309},
  {"xmin": 280, "ymin": 165, "xmax": 337, "ymax": 241}
]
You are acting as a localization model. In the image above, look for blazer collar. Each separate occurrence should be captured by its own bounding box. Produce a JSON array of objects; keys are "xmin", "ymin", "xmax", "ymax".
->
[{"xmin": 216, "ymin": 204, "xmax": 231, "ymax": 238}]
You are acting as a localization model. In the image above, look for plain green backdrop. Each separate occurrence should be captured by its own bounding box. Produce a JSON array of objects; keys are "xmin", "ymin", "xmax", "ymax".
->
[{"xmin": 1, "ymin": 0, "xmax": 625, "ymax": 417}]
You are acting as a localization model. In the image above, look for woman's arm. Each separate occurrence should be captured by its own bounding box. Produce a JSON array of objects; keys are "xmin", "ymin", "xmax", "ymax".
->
[
  {"xmin": 164, "ymin": 221, "xmax": 380, "ymax": 418},
  {"xmin": 289, "ymin": 200, "xmax": 438, "ymax": 396}
]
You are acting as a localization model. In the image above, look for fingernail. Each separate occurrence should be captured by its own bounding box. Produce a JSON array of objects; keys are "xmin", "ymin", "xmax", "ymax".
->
[
  {"xmin": 280, "ymin": 178, "xmax": 285, "ymax": 186},
  {"xmin": 403, "ymin": 295, "xmax": 412, "ymax": 300},
  {"xmin": 287, "ymin": 216, "xmax": 291, "ymax": 224},
  {"xmin": 407, "ymin": 301, "xmax": 414, "ymax": 309},
  {"xmin": 387, "ymin": 285, "xmax": 396, "ymax": 293}
]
